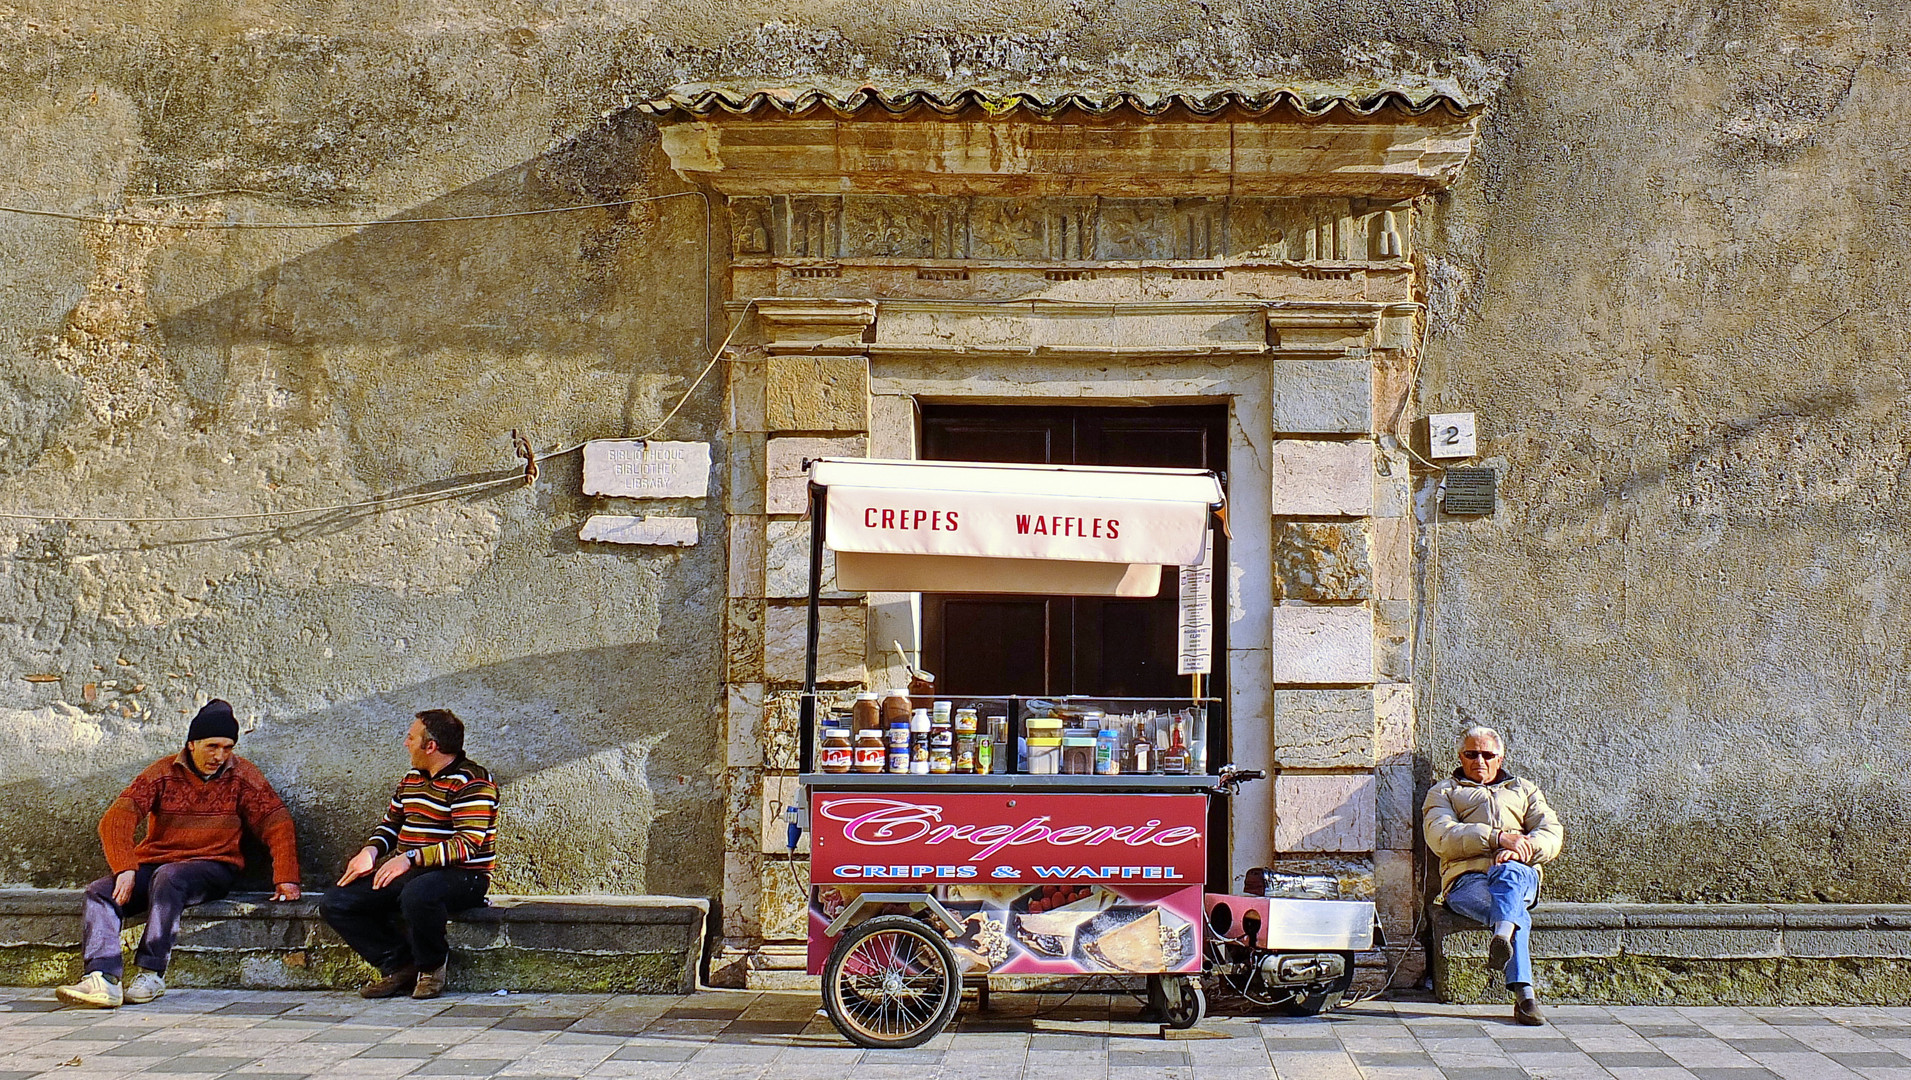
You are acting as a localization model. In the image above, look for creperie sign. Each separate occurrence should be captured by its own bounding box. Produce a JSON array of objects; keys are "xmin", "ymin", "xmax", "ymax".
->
[
  {"xmin": 824, "ymin": 486, "xmax": 1208, "ymax": 566},
  {"xmin": 809, "ymin": 792, "xmax": 1208, "ymax": 885}
]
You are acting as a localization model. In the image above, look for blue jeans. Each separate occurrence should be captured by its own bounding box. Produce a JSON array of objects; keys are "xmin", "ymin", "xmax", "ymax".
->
[{"xmin": 1444, "ymin": 861, "xmax": 1540, "ymax": 988}]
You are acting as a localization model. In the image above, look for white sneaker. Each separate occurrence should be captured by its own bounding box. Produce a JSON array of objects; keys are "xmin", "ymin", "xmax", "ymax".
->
[
  {"xmin": 123, "ymin": 971, "xmax": 166, "ymax": 1004},
  {"xmin": 55, "ymin": 971, "xmax": 123, "ymax": 1009}
]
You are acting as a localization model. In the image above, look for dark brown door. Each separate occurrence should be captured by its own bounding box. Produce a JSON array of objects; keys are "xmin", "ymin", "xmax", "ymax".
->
[{"xmin": 919, "ymin": 404, "xmax": 1228, "ymax": 699}]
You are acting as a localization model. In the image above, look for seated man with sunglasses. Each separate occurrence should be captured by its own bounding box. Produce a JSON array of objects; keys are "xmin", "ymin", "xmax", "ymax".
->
[{"xmin": 1423, "ymin": 726, "xmax": 1563, "ymax": 1025}]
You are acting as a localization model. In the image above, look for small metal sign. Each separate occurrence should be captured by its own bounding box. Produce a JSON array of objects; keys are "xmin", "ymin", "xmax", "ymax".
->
[{"xmin": 1442, "ymin": 468, "xmax": 1497, "ymax": 515}]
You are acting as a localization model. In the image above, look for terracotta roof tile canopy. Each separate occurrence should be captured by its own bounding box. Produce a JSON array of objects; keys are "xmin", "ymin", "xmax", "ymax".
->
[{"xmin": 643, "ymin": 84, "xmax": 1485, "ymax": 199}]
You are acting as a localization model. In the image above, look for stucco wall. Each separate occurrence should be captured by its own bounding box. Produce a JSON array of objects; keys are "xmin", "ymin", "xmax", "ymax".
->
[{"xmin": 1, "ymin": 1, "xmax": 1906, "ymax": 907}]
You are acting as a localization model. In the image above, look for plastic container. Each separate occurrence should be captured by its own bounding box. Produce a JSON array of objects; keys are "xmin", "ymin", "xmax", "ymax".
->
[
  {"xmin": 1095, "ymin": 729, "xmax": 1120, "ymax": 775},
  {"xmin": 987, "ymin": 717, "xmax": 1010, "ymax": 774},
  {"xmin": 1061, "ymin": 735, "xmax": 1098, "ymax": 775},
  {"xmin": 1026, "ymin": 738, "xmax": 1061, "ymax": 775},
  {"xmin": 853, "ymin": 730, "xmax": 886, "ymax": 773}
]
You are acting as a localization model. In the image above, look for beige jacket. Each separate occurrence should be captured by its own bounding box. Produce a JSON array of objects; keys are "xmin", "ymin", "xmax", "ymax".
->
[{"xmin": 1422, "ymin": 770, "xmax": 1564, "ymax": 901}]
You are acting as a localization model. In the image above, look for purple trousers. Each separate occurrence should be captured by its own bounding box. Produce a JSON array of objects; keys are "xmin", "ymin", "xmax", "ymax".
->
[{"xmin": 82, "ymin": 861, "xmax": 237, "ymax": 979}]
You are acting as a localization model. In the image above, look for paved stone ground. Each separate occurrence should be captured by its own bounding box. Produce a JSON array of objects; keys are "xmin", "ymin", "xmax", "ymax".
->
[{"xmin": 2, "ymin": 986, "xmax": 1909, "ymax": 1080}]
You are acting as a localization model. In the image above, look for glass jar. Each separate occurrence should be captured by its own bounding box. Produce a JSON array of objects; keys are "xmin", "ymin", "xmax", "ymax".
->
[
  {"xmin": 851, "ymin": 692, "xmax": 881, "ymax": 733},
  {"xmin": 821, "ymin": 728, "xmax": 852, "ymax": 774},
  {"xmin": 853, "ymin": 729, "xmax": 886, "ymax": 773}
]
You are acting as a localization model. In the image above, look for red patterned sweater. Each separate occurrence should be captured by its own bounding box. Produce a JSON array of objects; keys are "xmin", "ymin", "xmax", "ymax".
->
[{"xmin": 99, "ymin": 754, "xmax": 301, "ymax": 883}]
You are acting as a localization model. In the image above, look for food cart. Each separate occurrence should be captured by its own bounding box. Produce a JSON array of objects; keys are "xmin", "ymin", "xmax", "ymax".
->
[{"xmin": 791, "ymin": 458, "xmax": 1374, "ymax": 1048}]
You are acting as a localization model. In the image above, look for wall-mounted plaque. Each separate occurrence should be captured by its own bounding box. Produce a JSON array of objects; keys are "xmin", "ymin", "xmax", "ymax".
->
[{"xmin": 582, "ymin": 440, "xmax": 711, "ymax": 499}]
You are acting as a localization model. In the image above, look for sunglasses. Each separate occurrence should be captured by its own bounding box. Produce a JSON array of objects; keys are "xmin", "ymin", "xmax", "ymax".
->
[{"xmin": 1461, "ymin": 750, "xmax": 1501, "ymax": 760}]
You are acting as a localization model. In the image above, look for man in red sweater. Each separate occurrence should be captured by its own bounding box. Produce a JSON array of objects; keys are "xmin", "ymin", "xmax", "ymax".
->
[{"xmin": 56, "ymin": 699, "xmax": 302, "ymax": 1009}]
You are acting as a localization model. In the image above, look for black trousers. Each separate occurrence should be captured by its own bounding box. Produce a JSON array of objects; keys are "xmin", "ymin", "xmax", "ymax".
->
[{"xmin": 319, "ymin": 866, "xmax": 488, "ymax": 975}]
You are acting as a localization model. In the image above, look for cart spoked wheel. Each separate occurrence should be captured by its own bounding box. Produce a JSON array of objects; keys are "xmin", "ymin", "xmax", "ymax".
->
[
  {"xmin": 1148, "ymin": 973, "xmax": 1207, "ymax": 1029},
  {"xmin": 823, "ymin": 914, "xmax": 962, "ymax": 1049}
]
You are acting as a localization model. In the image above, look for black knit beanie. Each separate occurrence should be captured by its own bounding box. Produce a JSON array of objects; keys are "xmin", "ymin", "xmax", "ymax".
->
[{"xmin": 186, "ymin": 699, "xmax": 240, "ymax": 745}]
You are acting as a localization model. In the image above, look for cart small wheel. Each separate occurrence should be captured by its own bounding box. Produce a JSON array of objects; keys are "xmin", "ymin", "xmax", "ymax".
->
[
  {"xmin": 1144, "ymin": 973, "xmax": 1169, "ymax": 1020},
  {"xmin": 822, "ymin": 914, "xmax": 962, "ymax": 1049},
  {"xmin": 1279, "ymin": 989, "xmax": 1335, "ymax": 1016},
  {"xmin": 1157, "ymin": 973, "xmax": 1206, "ymax": 1030}
]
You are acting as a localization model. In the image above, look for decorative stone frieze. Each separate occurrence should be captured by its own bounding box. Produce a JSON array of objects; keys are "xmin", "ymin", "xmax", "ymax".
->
[{"xmin": 728, "ymin": 194, "xmax": 1414, "ymax": 265}]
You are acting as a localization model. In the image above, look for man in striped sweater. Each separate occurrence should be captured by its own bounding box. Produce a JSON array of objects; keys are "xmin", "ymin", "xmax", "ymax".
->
[
  {"xmin": 57, "ymin": 699, "xmax": 302, "ymax": 1009},
  {"xmin": 320, "ymin": 709, "xmax": 498, "ymax": 1000}
]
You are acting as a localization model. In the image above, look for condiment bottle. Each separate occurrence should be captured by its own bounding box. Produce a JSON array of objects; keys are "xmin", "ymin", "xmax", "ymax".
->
[
  {"xmin": 851, "ymin": 692, "xmax": 881, "ymax": 733},
  {"xmin": 975, "ymin": 738, "xmax": 992, "ymax": 774},
  {"xmin": 909, "ymin": 709, "xmax": 931, "ymax": 774},
  {"xmin": 821, "ymin": 728, "xmax": 852, "ymax": 774},
  {"xmin": 929, "ymin": 716, "xmax": 954, "ymax": 774},
  {"xmin": 1161, "ymin": 720, "xmax": 1190, "ymax": 775},
  {"xmin": 853, "ymin": 729, "xmax": 885, "ymax": 773}
]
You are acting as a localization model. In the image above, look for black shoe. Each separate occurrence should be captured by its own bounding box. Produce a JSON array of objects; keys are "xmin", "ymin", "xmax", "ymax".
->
[
  {"xmin": 1485, "ymin": 933, "xmax": 1513, "ymax": 974},
  {"xmin": 1514, "ymin": 996, "xmax": 1545, "ymax": 1026}
]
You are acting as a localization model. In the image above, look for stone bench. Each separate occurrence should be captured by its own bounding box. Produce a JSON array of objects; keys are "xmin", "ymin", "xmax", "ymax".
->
[
  {"xmin": 0, "ymin": 889, "xmax": 708, "ymax": 994},
  {"xmin": 1432, "ymin": 902, "xmax": 1911, "ymax": 1005}
]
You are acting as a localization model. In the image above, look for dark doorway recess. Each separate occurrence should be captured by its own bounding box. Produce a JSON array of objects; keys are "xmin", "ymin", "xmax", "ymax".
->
[{"xmin": 919, "ymin": 403, "xmax": 1229, "ymax": 701}]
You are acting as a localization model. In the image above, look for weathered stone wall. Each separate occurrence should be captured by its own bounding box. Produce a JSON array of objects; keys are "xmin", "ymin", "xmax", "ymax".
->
[
  {"xmin": 1417, "ymin": 3, "xmax": 1911, "ymax": 904},
  {"xmin": 1, "ymin": 0, "xmax": 1906, "ymax": 923}
]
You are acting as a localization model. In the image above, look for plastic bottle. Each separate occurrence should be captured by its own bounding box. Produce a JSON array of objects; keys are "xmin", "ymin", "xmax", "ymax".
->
[
  {"xmin": 1095, "ymin": 729, "xmax": 1120, "ymax": 775},
  {"xmin": 853, "ymin": 729, "xmax": 885, "ymax": 773},
  {"xmin": 909, "ymin": 709, "xmax": 931, "ymax": 774}
]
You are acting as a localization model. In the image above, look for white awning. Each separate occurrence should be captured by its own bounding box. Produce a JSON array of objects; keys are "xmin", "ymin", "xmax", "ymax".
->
[{"xmin": 806, "ymin": 458, "xmax": 1223, "ymax": 597}]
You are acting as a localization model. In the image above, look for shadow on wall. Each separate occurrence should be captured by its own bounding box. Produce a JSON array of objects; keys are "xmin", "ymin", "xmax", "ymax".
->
[
  {"xmin": 0, "ymin": 109, "xmax": 725, "ymax": 898},
  {"xmin": 0, "ymin": 641, "xmax": 724, "ymax": 898}
]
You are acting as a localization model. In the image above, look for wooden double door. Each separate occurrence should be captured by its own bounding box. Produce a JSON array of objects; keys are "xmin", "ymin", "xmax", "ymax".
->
[{"xmin": 919, "ymin": 404, "xmax": 1228, "ymax": 699}]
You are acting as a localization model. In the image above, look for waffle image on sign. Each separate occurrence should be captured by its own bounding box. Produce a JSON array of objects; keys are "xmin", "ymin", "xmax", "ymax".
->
[
  {"xmin": 1080, "ymin": 909, "xmax": 1177, "ymax": 972},
  {"xmin": 1012, "ymin": 907, "xmax": 1101, "ymax": 958}
]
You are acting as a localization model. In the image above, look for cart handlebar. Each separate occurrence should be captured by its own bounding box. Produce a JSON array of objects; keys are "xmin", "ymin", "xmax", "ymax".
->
[{"xmin": 1216, "ymin": 764, "xmax": 1267, "ymax": 794}]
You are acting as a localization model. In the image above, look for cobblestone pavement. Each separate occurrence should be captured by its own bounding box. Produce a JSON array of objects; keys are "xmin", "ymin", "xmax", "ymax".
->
[{"xmin": 2, "ymin": 986, "xmax": 1909, "ymax": 1080}]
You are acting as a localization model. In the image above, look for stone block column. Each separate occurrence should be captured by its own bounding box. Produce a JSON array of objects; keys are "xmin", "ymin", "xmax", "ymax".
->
[
  {"xmin": 1264, "ymin": 306, "xmax": 1421, "ymax": 985},
  {"xmin": 714, "ymin": 298, "xmax": 875, "ymax": 987}
]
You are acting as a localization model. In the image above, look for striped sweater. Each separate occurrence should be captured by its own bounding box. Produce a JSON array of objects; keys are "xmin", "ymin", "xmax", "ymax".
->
[
  {"xmin": 99, "ymin": 754, "xmax": 300, "ymax": 883},
  {"xmin": 366, "ymin": 757, "xmax": 498, "ymax": 871}
]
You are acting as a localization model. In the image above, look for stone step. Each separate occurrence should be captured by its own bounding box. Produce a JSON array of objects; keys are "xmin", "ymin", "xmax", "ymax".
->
[
  {"xmin": 1433, "ymin": 901, "xmax": 1911, "ymax": 1005},
  {"xmin": 0, "ymin": 889, "xmax": 709, "ymax": 994}
]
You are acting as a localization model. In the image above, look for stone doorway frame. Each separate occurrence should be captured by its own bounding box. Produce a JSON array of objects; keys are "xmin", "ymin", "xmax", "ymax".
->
[{"xmin": 641, "ymin": 87, "xmax": 1484, "ymax": 986}]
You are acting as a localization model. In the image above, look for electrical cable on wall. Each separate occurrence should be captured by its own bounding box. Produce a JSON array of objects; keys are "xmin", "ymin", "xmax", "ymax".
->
[{"xmin": 0, "ymin": 302, "xmax": 756, "ymax": 532}]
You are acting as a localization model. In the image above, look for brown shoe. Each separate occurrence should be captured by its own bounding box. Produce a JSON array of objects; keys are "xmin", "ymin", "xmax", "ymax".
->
[
  {"xmin": 411, "ymin": 965, "xmax": 447, "ymax": 1000},
  {"xmin": 358, "ymin": 966, "xmax": 418, "ymax": 999},
  {"xmin": 1514, "ymin": 996, "xmax": 1545, "ymax": 1026}
]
